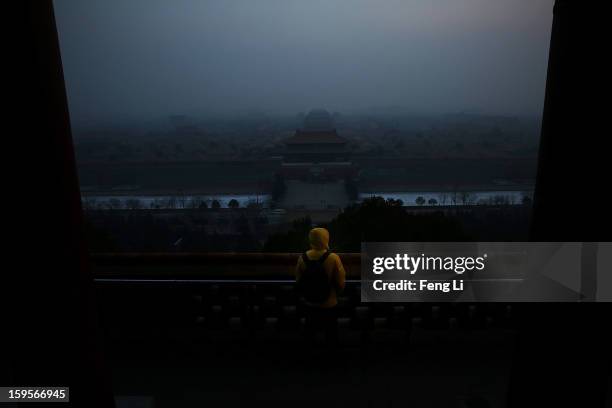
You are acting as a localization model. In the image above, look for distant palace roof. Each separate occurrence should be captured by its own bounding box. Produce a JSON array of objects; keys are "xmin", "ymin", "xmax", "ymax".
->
[
  {"xmin": 303, "ymin": 109, "xmax": 334, "ymax": 131},
  {"xmin": 284, "ymin": 129, "xmax": 347, "ymax": 145}
]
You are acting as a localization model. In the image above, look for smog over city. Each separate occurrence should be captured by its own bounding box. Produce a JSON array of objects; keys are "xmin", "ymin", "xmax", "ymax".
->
[
  {"xmin": 55, "ymin": 0, "xmax": 553, "ymax": 124},
  {"xmin": 52, "ymin": 0, "xmax": 555, "ymax": 253}
]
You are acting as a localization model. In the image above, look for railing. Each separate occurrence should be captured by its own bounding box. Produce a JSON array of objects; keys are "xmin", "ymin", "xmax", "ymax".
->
[
  {"xmin": 91, "ymin": 252, "xmax": 372, "ymax": 334},
  {"xmin": 90, "ymin": 252, "xmax": 514, "ymax": 334}
]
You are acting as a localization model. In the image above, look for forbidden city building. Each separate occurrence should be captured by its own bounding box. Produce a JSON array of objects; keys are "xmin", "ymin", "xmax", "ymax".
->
[{"xmin": 280, "ymin": 109, "xmax": 355, "ymax": 181}]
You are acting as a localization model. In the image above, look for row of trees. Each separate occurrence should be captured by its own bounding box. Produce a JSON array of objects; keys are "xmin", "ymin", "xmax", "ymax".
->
[
  {"xmin": 82, "ymin": 197, "xmax": 264, "ymax": 210},
  {"xmin": 413, "ymin": 193, "xmax": 532, "ymax": 206},
  {"xmin": 264, "ymin": 197, "xmax": 470, "ymax": 252},
  {"xmin": 263, "ymin": 195, "xmax": 534, "ymax": 252}
]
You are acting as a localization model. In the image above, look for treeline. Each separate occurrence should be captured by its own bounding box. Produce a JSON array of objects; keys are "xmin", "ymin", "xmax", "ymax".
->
[
  {"xmin": 84, "ymin": 197, "xmax": 532, "ymax": 253},
  {"xmin": 264, "ymin": 197, "xmax": 470, "ymax": 252}
]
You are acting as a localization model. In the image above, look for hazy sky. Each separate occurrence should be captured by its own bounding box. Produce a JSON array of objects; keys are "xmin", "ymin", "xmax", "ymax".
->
[{"xmin": 54, "ymin": 0, "xmax": 554, "ymax": 123}]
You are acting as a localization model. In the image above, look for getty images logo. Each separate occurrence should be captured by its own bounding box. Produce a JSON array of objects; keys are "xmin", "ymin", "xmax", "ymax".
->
[{"xmin": 372, "ymin": 253, "xmax": 488, "ymax": 275}]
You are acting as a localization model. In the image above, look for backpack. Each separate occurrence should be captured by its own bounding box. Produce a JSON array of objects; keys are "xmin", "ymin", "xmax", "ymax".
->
[{"xmin": 298, "ymin": 251, "xmax": 332, "ymax": 303}]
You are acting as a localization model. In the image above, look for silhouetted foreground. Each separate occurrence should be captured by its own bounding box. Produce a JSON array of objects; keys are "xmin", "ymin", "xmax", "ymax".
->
[{"xmin": 95, "ymin": 266, "xmax": 517, "ymax": 408}]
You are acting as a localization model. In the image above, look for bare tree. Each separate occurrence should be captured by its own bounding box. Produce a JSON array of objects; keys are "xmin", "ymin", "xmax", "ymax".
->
[
  {"xmin": 168, "ymin": 196, "xmax": 178, "ymax": 209},
  {"xmin": 247, "ymin": 200, "xmax": 262, "ymax": 209},
  {"xmin": 459, "ymin": 191, "xmax": 475, "ymax": 205},
  {"xmin": 438, "ymin": 192, "xmax": 448, "ymax": 205},
  {"xmin": 82, "ymin": 197, "xmax": 97, "ymax": 210},
  {"xmin": 522, "ymin": 195, "xmax": 533, "ymax": 206},
  {"xmin": 493, "ymin": 195, "xmax": 509, "ymax": 205},
  {"xmin": 150, "ymin": 199, "xmax": 162, "ymax": 209},
  {"xmin": 178, "ymin": 191, "xmax": 187, "ymax": 209},
  {"xmin": 108, "ymin": 198, "xmax": 122, "ymax": 210},
  {"xmin": 125, "ymin": 198, "xmax": 142, "ymax": 210},
  {"xmin": 189, "ymin": 196, "xmax": 203, "ymax": 209}
]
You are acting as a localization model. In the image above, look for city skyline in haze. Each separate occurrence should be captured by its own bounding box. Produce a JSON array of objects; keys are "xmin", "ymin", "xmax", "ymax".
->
[{"xmin": 54, "ymin": 0, "xmax": 555, "ymax": 126}]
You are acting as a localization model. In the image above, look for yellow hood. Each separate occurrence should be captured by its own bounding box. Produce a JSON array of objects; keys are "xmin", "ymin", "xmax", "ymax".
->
[{"xmin": 309, "ymin": 228, "xmax": 330, "ymax": 250}]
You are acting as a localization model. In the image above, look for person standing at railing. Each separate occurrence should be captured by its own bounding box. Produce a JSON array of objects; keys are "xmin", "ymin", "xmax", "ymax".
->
[{"xmin": 295, "ymin": 227, "xmax": 346, "ymax": 346}]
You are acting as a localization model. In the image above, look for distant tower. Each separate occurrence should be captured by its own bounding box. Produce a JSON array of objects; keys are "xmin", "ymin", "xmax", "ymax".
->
[{"xmin": 280, "ymin": 109, "xmax": 355, "ymax": 180}]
